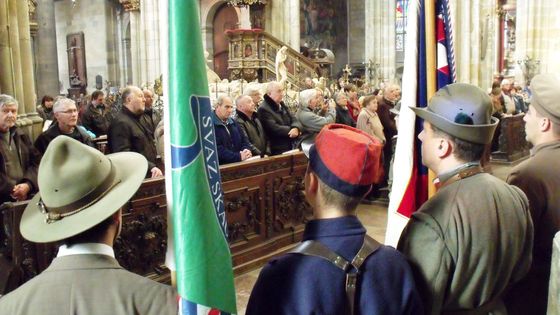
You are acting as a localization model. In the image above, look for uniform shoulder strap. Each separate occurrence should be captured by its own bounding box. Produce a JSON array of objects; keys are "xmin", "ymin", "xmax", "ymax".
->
[{"xmin": 288, "ymin": 235, "xmax": 382, "ymax": 315}]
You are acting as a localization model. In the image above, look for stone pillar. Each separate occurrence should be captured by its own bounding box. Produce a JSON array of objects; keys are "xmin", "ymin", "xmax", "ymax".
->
[
  {"xmin": 129, "ymin": 10, "xmax": 142, "ymax": 86},
  {"xmin": 549, "ymin": 232, "xmax": 560, "ymax": 314},
  {"xmin": 449, "ymin": 0, "xmax": 495, "ymax": 89},
  {"xmin": 140, "ymin": 0, "xmax": 162, "ymax": 87},
  {"xmin": 0, "ymin": 1, "xmax": 14, "ymax": 95},
  {"xmin": 287, "ymin": 0, "xmax": 300, "ymax": 50},
  {"xmin": 35, "ymin": 0, "xmax": 60, "ymax": 98},
  {"xmin": 348, "ymin": 0, "xmax": 365, "ymax": 64},
  {"xmin": 516, "ymin": 0, "xmax": 560, "ymax": 77},
  {"xmin": 17, "ymin": 0, "xmax": 38, "ymax": 113},
  {"xmin": 365, "ymin": 0, "xmax": 396, "ymax": 83},
  {"xmin": 7, "ymin": 0, "xmax": 25, "ymax": 114}
]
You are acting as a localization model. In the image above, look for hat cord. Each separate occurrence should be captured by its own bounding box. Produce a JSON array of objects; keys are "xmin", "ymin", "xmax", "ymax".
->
[{"xmin": 37, "ymin": 162, "xmax": 121, "ymax": 224}]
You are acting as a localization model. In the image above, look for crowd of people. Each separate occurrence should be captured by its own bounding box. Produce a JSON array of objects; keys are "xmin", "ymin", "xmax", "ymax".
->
[{"xmin": 0, "ymin": 73, "xmax": 559, "ymax": 314}]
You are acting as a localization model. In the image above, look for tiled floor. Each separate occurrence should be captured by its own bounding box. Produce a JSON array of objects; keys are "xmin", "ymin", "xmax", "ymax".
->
[{"xmin": 234, "ymin": 160, "xmax": 519, "ymax": 314}]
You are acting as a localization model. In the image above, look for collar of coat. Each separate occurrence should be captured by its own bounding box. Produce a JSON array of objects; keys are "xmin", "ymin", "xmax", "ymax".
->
[{"xmin": 212, "ymin": 111, "xmax": 234, "ymax": 126}]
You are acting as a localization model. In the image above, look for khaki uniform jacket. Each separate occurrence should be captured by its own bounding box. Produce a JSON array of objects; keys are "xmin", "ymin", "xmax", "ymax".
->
[
  {"xmin": 0, "ymin": 254, "xmax": 177, "ymax": 315},
  {"xmin": 398, "ymin": 172, "xmax": 533, "ymax": 315},
  {"xmin": 505, "ymin": 141, "xmax": 560, "ymax": 314}
]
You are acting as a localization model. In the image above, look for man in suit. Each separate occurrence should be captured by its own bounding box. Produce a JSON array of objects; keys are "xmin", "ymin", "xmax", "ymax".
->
[
  {"xmin": 257, "ymin": 81, "xmax": 301, "ymax": 155},
  {"xmin": 0, "ymin": 136, "xmax": 177, "ymax": 314},
  {"xmin": 397, "ymin": 83, "xmax": 533, "ymax": 314},
  {"xmin": 504, "ymin": 74, "xmax": 560, "ymax": 315}
]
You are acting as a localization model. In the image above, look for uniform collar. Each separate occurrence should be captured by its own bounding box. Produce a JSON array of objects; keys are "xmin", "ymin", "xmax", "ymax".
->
[
  {"xmin": 531, "ymin": 140, "xmax": 560, "ymax": 156},
  {"xmin": 303, "ymin": 215, "xmax": 365, "ymax": 240},
  {"xmin": 57, "ymin": 243, "xmax": 115, "ymax": 258},
  {"xmin": 435, "ymin": 161, "xmax": 483, "ymax": 188}
]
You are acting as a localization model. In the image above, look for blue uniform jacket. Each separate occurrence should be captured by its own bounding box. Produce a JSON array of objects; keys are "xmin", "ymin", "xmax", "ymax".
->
[
  {"xmin": 246, "ymin": 215, "xmax": 423, "ymax": 315},
  {"xmin": 213, "ymin": 112, "xmax": 253, "ymax": 164}
]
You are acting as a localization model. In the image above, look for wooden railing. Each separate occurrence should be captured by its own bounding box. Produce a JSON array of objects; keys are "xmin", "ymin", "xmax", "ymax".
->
[
  {"xmin": 225, "ymin": 29, "xmax": 319, "ymax": 89},
  {"xmin": 0, "ymin": 152, "xmax": 311, "ymax": 294}
]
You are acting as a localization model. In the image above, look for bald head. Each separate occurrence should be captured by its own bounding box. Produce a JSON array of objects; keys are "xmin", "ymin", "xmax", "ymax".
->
[
  {"xmin": 143, "ymin": 89, "xmax": 154, "ymax": 108},
  {"xmin": 236, "ymin": 95, "xmax": 256, "ymax": 116}
]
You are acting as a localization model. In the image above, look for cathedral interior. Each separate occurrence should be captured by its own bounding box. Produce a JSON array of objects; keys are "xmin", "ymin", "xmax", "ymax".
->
[{"xmin": 1, "ymin": 0, "xmax": 559, "ymax": 314}]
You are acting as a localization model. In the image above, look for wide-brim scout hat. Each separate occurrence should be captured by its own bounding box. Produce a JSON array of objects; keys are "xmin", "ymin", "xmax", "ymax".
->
[
  {"xmin": 411, "ymin": 83, "xmax": 499, "ymax": 144},
  {"xmin": 21, "ymin": 136, "xmax": 148, "ymax": 243},
  {"xmin": 303, "ymin": 124, "xmax": 384, "ymax": 197},
  {"xmin": 530, "ymin": 73, "xmax": 560, "ymax": 124}
]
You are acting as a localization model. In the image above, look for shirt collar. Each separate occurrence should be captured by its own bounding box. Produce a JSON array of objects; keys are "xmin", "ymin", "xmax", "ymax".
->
[
  {"xmin": 436, "ymin": 161, "xmax": 481, "ymax": 185},
  {"xmin": 303, "ymin": 215, "xmax": 365, "ymax": 240},
  {"xmin": 57, "ymin": 243, "xmax": 115, "ymax": 258}
]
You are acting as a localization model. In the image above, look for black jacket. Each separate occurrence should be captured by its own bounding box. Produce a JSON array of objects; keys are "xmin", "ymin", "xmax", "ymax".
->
[
  {"xmin": 257, "ymin": 94, "xmax": 301, "ymax": 155},
  {"xmin": 235, "ymin": 111, "xmax": 268, "ymax": 156},
  {"xmin": 81, "ymin": 103, "xmax": 113, "ymax": 137},
  {"xmin": 108, "ymin": 106, "xmax": 158, "ymax": 176},
  {"xmin": 34, "ymin": 124, "xmax": 95, "ymax": 154},
  {"xmin": 1, "ymin": 127, "xmax": 40, "ymax": 204}
]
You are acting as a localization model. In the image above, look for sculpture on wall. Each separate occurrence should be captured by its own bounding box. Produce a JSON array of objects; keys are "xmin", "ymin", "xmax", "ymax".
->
[{"xmin": 275, "ymin": 46, "xmax": 288, "ymax": 84}]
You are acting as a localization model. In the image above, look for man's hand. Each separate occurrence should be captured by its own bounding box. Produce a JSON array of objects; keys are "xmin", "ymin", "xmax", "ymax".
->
[
  {"xmin": 288, "ymin": 128, "xmax": 300, "ymax": 138},
  {"xmin": 11, "ymin": 183, "xmax": 31, "ymax": 201},
  {"xmin": 150, "ymin": 167, "xmax": 163, "ymax": 178},
  {"xmin": 240, "ymin": 149, "xmax": 253, "ymax": 161}
]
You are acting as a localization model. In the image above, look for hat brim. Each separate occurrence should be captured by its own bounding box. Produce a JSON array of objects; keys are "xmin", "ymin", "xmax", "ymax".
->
[
  {"xmin": 20, "ymin": 152, "xmax": 148, "ymax": 243},
  {"xmin": 411, "ymin": 107, "xmax": 499, "ymax": 144}
]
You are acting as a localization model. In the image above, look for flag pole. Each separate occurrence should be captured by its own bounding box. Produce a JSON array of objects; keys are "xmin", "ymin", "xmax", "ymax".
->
[{"xmin": 425, "ymin": 0, "xmax": 438, "ymax": 197}]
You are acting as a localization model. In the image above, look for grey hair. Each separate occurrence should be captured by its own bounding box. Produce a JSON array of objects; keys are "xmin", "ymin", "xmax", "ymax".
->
[
  {"xmin": 384, "ymin": 84, "xmax": 400, "ymax": 94},
  {"xmin": 244, "ymin": 86, "xmax": 261, "ymax": 97},
  {"xmin": 53, "ymin": 98, "xmax": 76, "ymax": 113},
  {"xmin": 0, "ymin": 94, "xmax": 18, "ymax": 108},
  {"xmin": 299, "ymin": 89, "xmax": 317, "ymax": 108},
  {"xmin": 266, "ymin": 81, "xmax": 282, "ymax": 95},
  {"xmin": 235, "ymin": 95, "xmax": 251, "ymax": 107},
  {"xmin": 121, "ymin": 86, "xmax": 140, "ymax": 104},
  {"xmin": 215, "ymin": 94, "xmax": 232, "ymax": 107}
]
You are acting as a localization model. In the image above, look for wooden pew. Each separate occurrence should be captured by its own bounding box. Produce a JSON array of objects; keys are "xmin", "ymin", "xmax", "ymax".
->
[
  {"xmin": 0, "ymin": 152, "xmax": 311, "ymax": 294},
  {"xmin": 491, "ymin": 114, "xmax": 531, "ymax": 162}
]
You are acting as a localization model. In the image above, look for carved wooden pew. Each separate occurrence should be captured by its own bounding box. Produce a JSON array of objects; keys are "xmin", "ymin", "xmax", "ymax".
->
[
  {"xmin": 491, "ymin": 114, "xmax": 530, "ymax": 162},
  {"xmin": 0, "ymin": 152, "xmax": 310, "ymax": 294}
]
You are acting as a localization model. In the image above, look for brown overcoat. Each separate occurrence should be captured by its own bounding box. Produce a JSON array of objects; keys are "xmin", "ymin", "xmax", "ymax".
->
[
  {"xmin": 398, "ymin": 172, "xmax": 533, "ymax": 315},
  {"xmin": 505, "ymin": 141, "xmax": 560, "ymax": 314}
]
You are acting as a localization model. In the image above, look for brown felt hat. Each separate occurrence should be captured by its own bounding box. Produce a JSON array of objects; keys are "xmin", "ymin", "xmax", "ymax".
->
[
  {"xmin": 411, "ymin": 83, "xmax": 499, "ymax": 144},
  {"xmin": 20, "ymin": 136, "xmax": 148, "ymax": 243},
  {"xmin": 530, "ymin": 73, "xmax": 560, "ymax": 124}
]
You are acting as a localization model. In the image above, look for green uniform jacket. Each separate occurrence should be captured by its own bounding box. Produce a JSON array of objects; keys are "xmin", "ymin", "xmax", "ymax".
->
[
  {"xmin": 505, "ymin": 141, "xmax": 560, "ymax": 314},
  {"xmin": 0, "ymin": 254, "xmax": 177, "ymax": 315},
  {"xmin": 398, "ymin": 172, "xmax": 533, "ymax": 315}
]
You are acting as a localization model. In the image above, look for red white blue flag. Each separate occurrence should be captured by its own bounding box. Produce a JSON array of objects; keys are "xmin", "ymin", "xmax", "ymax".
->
[{"xmin": 385, "ymin": 0, "xmax": 456, "ymax": 246}]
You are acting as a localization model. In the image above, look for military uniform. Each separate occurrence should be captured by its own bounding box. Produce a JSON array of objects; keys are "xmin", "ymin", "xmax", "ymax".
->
[
  {"xmin": 398, "ymin": 169, "xmax": 533, "ymax": 315},
  {"xmin": 504, "ymin": 141, "xmax": 560, "ymax": 314}
]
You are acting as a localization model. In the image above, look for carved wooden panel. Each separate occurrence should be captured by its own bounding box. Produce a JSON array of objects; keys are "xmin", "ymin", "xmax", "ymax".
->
[
  {"xmin": 492, "ymin": 114, "xmax": 530, "ymax": 162},
  {"xmin": 0, "ymin": 152, "xmax": 310, "ymax": 292}
]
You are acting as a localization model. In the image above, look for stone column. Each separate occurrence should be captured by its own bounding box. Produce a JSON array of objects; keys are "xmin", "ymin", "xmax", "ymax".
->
[
  {"xmin": 348, "ymin": 0, "xmax": 365, "ymax": 64},
  {"xmin": 516, "ymin": 0, "xmax": 560, "ymax": 77},
  {"xmin": 365, "ymin": 0, "xmax": 396, "ymax": 83},
  {"xmin": 7, "ymin": 0, "xmax": 25, "ymax": 114},
  {"xmin": 35, "ymin": 0, "xmax": 60, "ymax": 98},
  {"xmin": 122, "ymin": 0, "xmax": 142, "ymax": 86},
  {"xmin": 17, "ymin": 0, "xmax": 39, "ymax": 115},
  {"xmin": 140, "ymin": 0, "xmax": 161, "ymax": 87},
  {"xmin": 287, "ymin": 0, "xmax": 300, "ymax": 50},
  {"xmin": 0, "ymin": 0, "xmax": 15, "ymax": 95}
]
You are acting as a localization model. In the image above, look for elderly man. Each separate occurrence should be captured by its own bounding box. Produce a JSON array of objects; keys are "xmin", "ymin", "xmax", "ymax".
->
[
  {"xmin": 140, "ymin": 88, "xmax": 160, "ymax": 134},
  {"xmin": 397, "ymin": 83, "xmax": 533, "ymax": 314},
  {"xmin": 504, "ymin": 74, "xmax": 560, "ymax": 315},
  {"xmin": 213, "ymin": 95, "xmax": 254, "ymax": 164},
  {"xmin": 235, "ymin": 95, "xmax": 268, "ymax": 156},
  {"xmin": 501, "ymin": 79, "xmax": 517, "ymax": 115},
  {"xmin": 246, "ymin": 124, "xmax": 422, "ymax": 314},
  {"xmin": 296, "ymin": 88, "xmax": 336, "ymax": 147},
  {"xmin": 81, "ymin": 90, "xmax": 112, "ymax": 137},
  {"xmin": 377, "ymin": 84, "xmax": 401, "ymax": 183},
  {"xmin": 244, "ymin": 86, "xmax": 263, "ymax": 108},
  {"xmin": 257, "ymin": 81, "xmax": 302, "ymax": 155},
  {"xmin": 0, "ymin": 137, "xmax": 177, "ymax": 314},
  {"xmin": 108, "ymin": 86, "xmax": 162, "ymax": 178},
  {"xmin": 0, "ymin": 95, "xmax": 40, "ymax": 205},
  {"xmin": 34, "ymin": 98, "xmax": 95, "ymax": 154}
]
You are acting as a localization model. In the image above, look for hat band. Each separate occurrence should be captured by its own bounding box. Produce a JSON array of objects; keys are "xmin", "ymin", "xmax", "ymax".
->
[{"xmin": 38, "ymin": 162, "xmax": 121, "ymax": 224}]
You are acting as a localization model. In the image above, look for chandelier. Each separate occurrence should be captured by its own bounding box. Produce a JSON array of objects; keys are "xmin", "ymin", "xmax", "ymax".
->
[{"xmin": 227, "ymin": 0, "xmax": 267, "ymax": 7}]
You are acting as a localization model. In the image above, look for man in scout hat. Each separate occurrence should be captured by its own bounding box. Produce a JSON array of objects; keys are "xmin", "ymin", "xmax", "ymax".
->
[
  {"xmin": 504, "ymin": 73, "xmax": 560, "ymax": 315},
  {"xmin": 397, "ymin": 83, "xmax": 534, "ymax": 314},
  {"xmin": 0, "ymin": 137, "xmax": 176, "ymax": 314},
  {"xmin": 246, "ymin": 124, "xmax": 423, "ymax": 315}
]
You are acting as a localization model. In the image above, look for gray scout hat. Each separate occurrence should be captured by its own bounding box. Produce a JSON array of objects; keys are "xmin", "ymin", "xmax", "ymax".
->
[
  {"xmin": 530, "ymin": 73, "xmax": 560, "ymax": 124},
  {"xmin": 20, "ymin": 136, "xmax": 148, "ymax": 243},
  {"xmin": 410, "ymin": 83, "xmax": 499, "ymax": 144}
]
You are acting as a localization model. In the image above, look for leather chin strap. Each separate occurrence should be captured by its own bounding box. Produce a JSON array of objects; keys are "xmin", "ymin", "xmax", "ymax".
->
[{"xmin": 289, "ymin": 235, "xmax": 381, "ymax": 315}]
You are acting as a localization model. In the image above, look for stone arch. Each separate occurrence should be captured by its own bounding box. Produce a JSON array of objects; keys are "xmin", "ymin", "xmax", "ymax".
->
[{"xmin": 200, "ymin": 1, "xmax": 242, "ymax": 76}]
